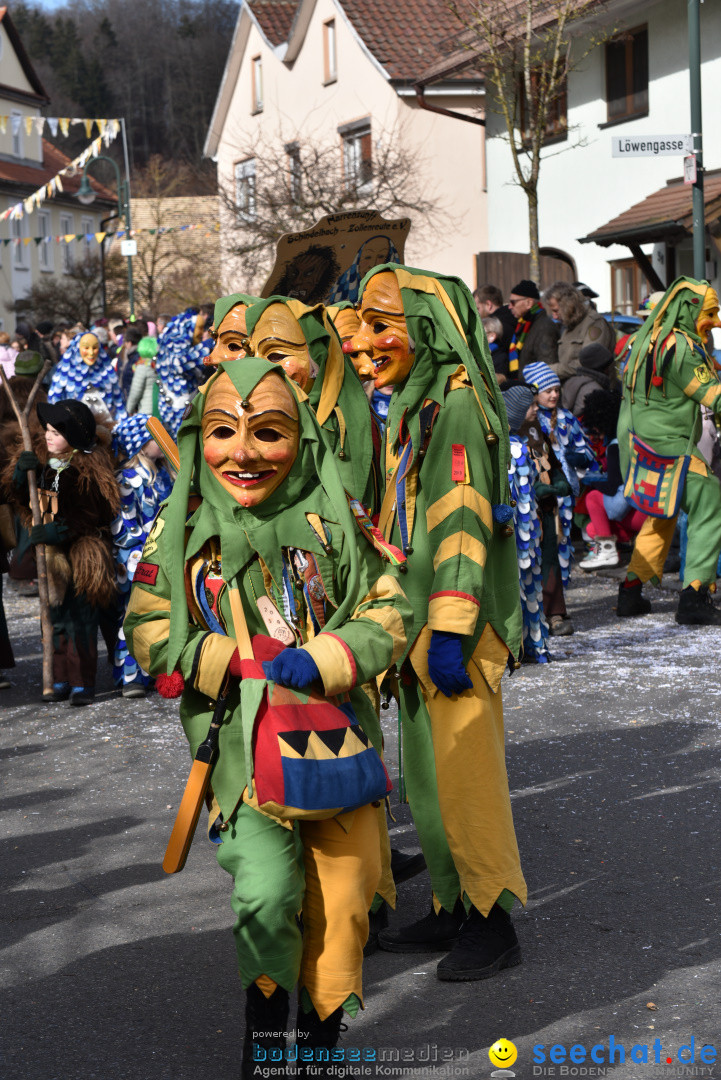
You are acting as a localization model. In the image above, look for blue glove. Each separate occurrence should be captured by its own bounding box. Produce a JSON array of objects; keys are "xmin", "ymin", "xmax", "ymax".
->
[
  {"xmin": 427, "ymin": 630, "xmax": 473, "ymax": 697},
  {"xmin": 264, "ymin": 648, "xmax": 320, "ymax": 689}
]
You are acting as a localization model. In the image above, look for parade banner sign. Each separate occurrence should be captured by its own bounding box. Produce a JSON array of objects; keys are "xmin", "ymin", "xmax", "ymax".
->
[{"xmin": 262, "ymin": 210, "xmax": 411, "ymax": 305}]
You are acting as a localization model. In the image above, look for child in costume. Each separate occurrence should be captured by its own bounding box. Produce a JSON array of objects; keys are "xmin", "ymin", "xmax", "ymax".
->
[
  {"xmin": 503, "ymin": 383, "xmax": 551, "ymax": 663},
  {"xmin": 123, "ymin": 359, "xmax": 412, "ymax": 1076},
  {"xmin": 48, "ymin": 332, "xmax": 126, "ymax": 420},
  {"xmin": 577, "ymin": 389, "xmax": 646, "ymax": 571},
  {"xmin": 617, "ymin": 277, "xmax": 721, "ymax": 624},
  {"xmin": 125, "ymin": 336, "xmax": 159, "ymax": 415},
  {"xmin": 349, "ymin": 265, "xmax": 527, "ymax": 981},
  {"xmin": 111, "ymin": 414, "xmax": 173, "ymax": 697},
  {"xmin": 11, "ymin": 400, "xmax": 119, "ymax": 705},
  {"xmin": 155, "ymin": 309, "xmax": 213, "ymax": 437},
  {"xmin": 523, "ymin": 360, "xmax": 597, "ymax": 630}
]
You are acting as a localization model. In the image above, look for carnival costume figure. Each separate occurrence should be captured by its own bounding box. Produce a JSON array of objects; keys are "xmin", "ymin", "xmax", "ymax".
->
[
  {"xmin": 617, "ymin": 277, "xmax": 721, "ymax": 624},
  {"xmin": 48, "ymin": 332, "xmax": 126, "ymax": 420},
  {"xmin": 524, "ymin": 360, "xmax": 597, "ymax": 606},
  {"xmin": 9, "ymin": 399, "xmax": 119, "ymax": 704},
  {"xmin": 155, "ymin": 309, "xmax": 213, "ymax": 437},
  {"xmin": 503, "ymin": 384, "xmax": 551, "ymax": 664},
  {"xmin": 349, "ymin": 265, "xmax": 527, "ymax": 981},
  {"xmin": 123, "ymin": 358, "xmax": 412, "ymax": 1075},
  {"xmin": 111, "ymin": 414, "xmax": 173, "ymax": 696}
]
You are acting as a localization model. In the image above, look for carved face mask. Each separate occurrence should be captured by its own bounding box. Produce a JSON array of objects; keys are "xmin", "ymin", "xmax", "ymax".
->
[
  {"xmin": 335, "ymin": 308, "xmax": 375, "ymax": 382},
  {"xmin": 696, "ymin": 288, "xmax": 721, "ymax": 345},
  {"xmin": 248, "ymin": 304, "xmax": 317, "ymax": 391},
  {"xmin": 207, "ymin": 304, "xmax": 250, "ymax": 366},
  {"xmin": 79, "ymin": 333, "xmax": 100, "ymax": 366},
  {"xmin": 350, "ymin": 272, "xmax": 414, "ymax": 389},
  {"xmin": 202, "ymin": 371, "xmax": 299, "ymax": 507}
]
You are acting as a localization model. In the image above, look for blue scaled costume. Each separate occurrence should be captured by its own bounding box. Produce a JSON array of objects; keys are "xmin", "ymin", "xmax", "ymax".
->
[
  {"xmin": 48, "ymin": 333, "xmax": 126, "ymax": 419},
  {"xmin": 111, "ymin": 414, "xmax": 173, "ymax": 690},
  {"xmin": 537, "ymin": 406, "xmax": 597, "ymax": 587},
  {"xmin": 508, "ymin": 437, "xmax": 550, "ymax": 663},
  {"xmin": 155, "ymin": 309, "xmax": 213, "ymax": 437}
]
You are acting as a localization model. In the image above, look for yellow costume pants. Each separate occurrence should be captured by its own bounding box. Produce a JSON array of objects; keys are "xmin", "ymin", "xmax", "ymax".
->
[
  {"xmin": 628, "ymin": 465, "xmax": 721, "ymax": 587},
  {"xmin": 398, "ymin": 632, "xmax": 527, "ymax": 916},
  {"xmin": 216, "ymin": 801, "xmax": 380, "ymax": 1020}
]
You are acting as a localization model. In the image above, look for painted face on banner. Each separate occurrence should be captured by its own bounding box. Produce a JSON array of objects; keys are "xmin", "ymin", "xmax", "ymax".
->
[
  {"xmin": 248, "ymin": 304, "xmax": 316, "ymax": 391},
  {"xmin": 696, "ymin": 288, "xmax": 721, "ymax": 345},
  {"xmin": 79, "ymin": 333, "xmax": 100, "ymax": 366},
  {"xmin": 202, "ymin": 371, "xmax": 299, "ymax": 507},
  {"xmin": 350, "ymin": 272, "xmax": 414, "ymax": 389},
  {"xmin": 207, "ymin": 305, "xmax": 250, "ymax": 366}
]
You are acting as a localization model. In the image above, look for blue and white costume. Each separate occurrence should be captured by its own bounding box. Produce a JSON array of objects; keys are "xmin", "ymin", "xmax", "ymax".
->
[
  {"xmin": 111, "ymin": 414, "xmax": 173, "ymax": 689},
  {"xmin": 48, "ymin": 333, "xmax": 126, "ymax": 419},
  {"xmin": 155, "ymin": 309, "xmax": 212, "ymax": 437},
  {"xmin": 508, "ymin": 436, "xmax": 550, "ymax": 663}
]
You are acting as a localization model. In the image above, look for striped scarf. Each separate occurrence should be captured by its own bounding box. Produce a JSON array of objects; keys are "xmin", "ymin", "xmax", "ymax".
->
[{"xmin": 509, "ymin": 301, "xmax": 544, "ymax": 373}]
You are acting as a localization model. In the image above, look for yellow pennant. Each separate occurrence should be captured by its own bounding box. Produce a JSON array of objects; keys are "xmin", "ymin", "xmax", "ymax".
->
[
  {"xmin": 95, "ymin": 232, "xmax": 107, "ymax": 244},
  {"xmin": 84, "ymin": 119, "xmax": 93, "ymax": 139},
  {"xmin": 0, "ymin": 116, "xmax": 8, "ymax": 134},
  {"xmin": 59, "ymin": 118, "xmax": 70, "ymax": 137},
  {"xmin": 24, "ymin": 115, "xmax": 34, "ymax": 136}
]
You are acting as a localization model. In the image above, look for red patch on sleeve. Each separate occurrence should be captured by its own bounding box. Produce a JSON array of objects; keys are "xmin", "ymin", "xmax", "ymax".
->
[
  {"xmin": 451, "ymin": 444, "xmax": 466, "ymax": 482},
  {"xmin": 134, "ymin": 562, "xmax": 159, "ymax": 586}
]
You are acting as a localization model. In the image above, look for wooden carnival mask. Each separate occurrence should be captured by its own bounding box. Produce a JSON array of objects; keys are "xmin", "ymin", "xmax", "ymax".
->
[
  {"xmin": 201, "ymin": 371, "xmax": 299, "ymax": 507},
  {"xmin": 335, "ymin": 307, "xmax": 375, "ymax": 382},
  {"xmin": 79, "ymin": 333, "xmax": 100, "ymax": 366},
  {"xmin": 351, "ymin": 272, "xmax": 414, "ymax": 389},
  {"xmin": 248, "ymin": 303, "xmax": 317, "ymax": 391},
  {"xmin": 207, "ymin": 304, "xmax": 250, "ymax": 366},
  {"xmin": 696, "ymin": 288, "xmax": 721, "ymax": 345}
]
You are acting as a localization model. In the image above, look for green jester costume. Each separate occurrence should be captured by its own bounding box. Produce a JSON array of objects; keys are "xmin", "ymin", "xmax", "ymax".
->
[
  {"xmin": 617, "ymin": 277, "xmax": 721, "ymax": 624},
  {"xmin": 350, "ymin": 265, "xmax": 527, "ymax": 981},
  {"xmin": 123, "ymin": 358, "xmax": 412, "ymax": 1075}
]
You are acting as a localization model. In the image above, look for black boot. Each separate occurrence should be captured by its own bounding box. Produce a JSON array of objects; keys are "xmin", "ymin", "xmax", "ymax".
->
[
  {"xmin": 390, "ymin": 847, "xmax": 427, "ymax": 884},
  {"xmin": 296, "ymin": 1005, "xmax": 350, "ymax": 1079},
  {"xmin": 377, "ymin": 898, "xmax": 466, "ymax": 953},
  {"xmin": 616, "ymin": 580, "xmax": 652, "ymax": 617},
  {"xmin": 676, "ymin": 585, "xmax": 721, "ymax": 626},
  {"xmin": 364, "ymin": 899, "xmax": 389, "ymax": 957},
  {"xmin": 436, "ymin": 902, "xmax": 521, "ymax": 982},
  {"xmin": 241, "ymin": 983, "xmax": 290, "ymax": 1080}
]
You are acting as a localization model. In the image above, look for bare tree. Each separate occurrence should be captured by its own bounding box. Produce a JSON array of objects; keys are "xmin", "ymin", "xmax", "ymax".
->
[
  {"xmin": 447, "ymin": 0, "xmax": 611, "ymax": 279},
  {"xmin": 219, "ymin": 125, "xmax": 448, "ymax": 293},
  {"xmin": 118, "ymin": 155, "xmax": 222, "ymax": 313},
  {"xmin": 13, "ymin": 253, "xmax": 106, "ymax": 326}
]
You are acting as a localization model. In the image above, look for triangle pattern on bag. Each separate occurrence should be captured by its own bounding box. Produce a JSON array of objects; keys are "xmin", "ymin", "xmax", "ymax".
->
[
  {"xmin": 279, "ymin": 729, "xmax": 311, "ymax": 757},
  {"xmin": 316, "ymin": 727, "xmax": 348, "ymax": 757}
]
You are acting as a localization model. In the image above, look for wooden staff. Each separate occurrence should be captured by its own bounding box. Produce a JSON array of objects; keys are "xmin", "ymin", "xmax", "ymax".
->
[{"xmin": 0, "ymin": 362, "xmax": 54, "ymax": 694}]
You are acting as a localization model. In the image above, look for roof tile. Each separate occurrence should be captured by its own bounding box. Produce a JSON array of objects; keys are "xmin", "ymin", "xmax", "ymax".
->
[{"xmin": 250, "ymin": 0, "xmax": 300, "ymax": 47}]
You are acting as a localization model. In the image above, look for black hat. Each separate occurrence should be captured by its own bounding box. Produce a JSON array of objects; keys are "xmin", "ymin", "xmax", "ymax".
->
[
  {"xmin": 502, "ymin": 383, "xmax": 536, "ymax": 433},
  {"xmin": 578, "ymin": 343, "xmax": 613, "ymax": 372},
  {"xmin": 509, "ymin": 279, "xmax": 540, "ymax": 300},
  {"xmin": 572, "ymin": 281, "xmax": 599, "ymax": 299},
  {"xmin": 37, "ymin": 399, "xmax": 97, "ymax": 451}
]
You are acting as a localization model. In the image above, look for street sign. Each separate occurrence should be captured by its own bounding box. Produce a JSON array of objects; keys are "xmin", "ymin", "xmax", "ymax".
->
[
  {"xmin": 683, "ymin": 154, "xmax": 697, "ymax": 185},
  {"xmin": 612, "ymin": 135, "xmax": 693, "ymax": 158},
  {"xmin": 121, "ymin": 239, "xmax": 137, "ymax": 257}
]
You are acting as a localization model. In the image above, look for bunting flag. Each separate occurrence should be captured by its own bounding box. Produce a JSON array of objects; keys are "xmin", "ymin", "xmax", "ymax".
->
[
  {"xmin": 0, "ymin": 123, "xmax": 122, "ymax": 224},
  {"xmin": 0, "ymin": 220, "xmax": 221, "ymax": 247},
  {"xmin": 0, "ymin": 116, "xmax": 122, "ymax": 139}
]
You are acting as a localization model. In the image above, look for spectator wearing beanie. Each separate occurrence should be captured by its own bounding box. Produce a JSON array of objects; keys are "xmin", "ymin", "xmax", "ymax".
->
[
  {"xmin": 125, "ymin": 337, "xmax": 159, "ymax": 416},
  {"xmin": 562, "ymin": 343, "xmax": 617, "ymax": 417},
  {"xmin": 507, "ymin": 280, "xmax": 559, "ymax": 376},
  {"xmin": 524, "ymin": 360, "xmax": 598, "ymax": 600},
  {"xmin": 502, "ymin": 383, "xmax": 551, "ymax": 663}
]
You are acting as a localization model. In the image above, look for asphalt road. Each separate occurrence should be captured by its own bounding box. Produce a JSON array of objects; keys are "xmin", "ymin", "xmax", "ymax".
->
[{"xmin": 2, "ymin": 571, "xmax": 720, "ymax": 1080}]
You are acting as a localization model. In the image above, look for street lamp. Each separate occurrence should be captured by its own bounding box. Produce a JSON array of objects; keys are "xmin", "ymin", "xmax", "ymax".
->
[{"xmin": 76, "ymin": 154, "xmax": 135, "ymax": 319}]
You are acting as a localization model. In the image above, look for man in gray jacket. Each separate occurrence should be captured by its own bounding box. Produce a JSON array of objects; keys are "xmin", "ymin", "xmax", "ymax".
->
[{"xmin": 545, "ymin": 282, "xmax": 616, "ymax": 382}]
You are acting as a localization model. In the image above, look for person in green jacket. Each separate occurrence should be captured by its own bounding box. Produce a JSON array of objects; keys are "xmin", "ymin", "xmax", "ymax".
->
[
  {"xmin": 617, "ymin": 277, "xmax": 721, "ymax": 625},
  {"xmin": 123, "ymin": 358, "xmax": 412, "ymax": 1078},
  {"xmin": 349, "ymin": 265, "xmax": 527, "ymax": 981}
]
